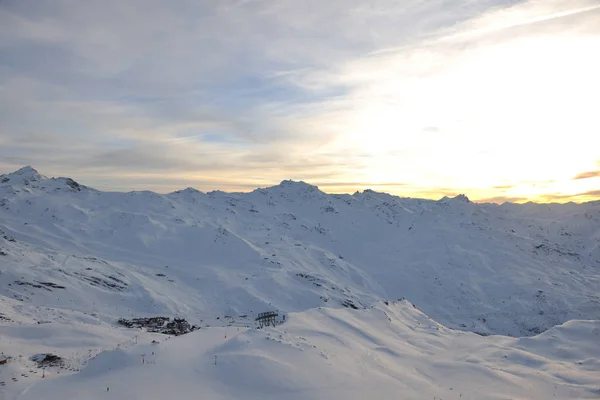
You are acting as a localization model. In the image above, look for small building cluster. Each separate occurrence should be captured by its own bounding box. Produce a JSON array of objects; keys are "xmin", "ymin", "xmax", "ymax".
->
[{"xmin": 117, "ymin": 316, "xmax": 197, "ymax": 336}]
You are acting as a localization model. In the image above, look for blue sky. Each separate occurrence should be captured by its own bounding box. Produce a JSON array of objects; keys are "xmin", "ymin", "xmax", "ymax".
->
[{"xmin": 1, "ymin": 0, "xmax": 599, "ymax": 201}]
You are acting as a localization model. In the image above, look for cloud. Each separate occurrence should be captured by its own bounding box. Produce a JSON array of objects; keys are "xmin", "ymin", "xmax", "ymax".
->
[
  {"xmin": 573, "ymin": 171, "xmax": 600, "ymax": 180},
  {"xmin": 476, "ymin": 196, "xmax": 528, "ymax": 204},
  {"xmin": 539, "ymin": 190, "xmax": 600, "ymax": 201},
  {"xmin": 317, "ymin": 182, "xmax": 408, "ymax": 188},
  {"xmin": 439, "ymin": 1, "xmax": 600, "ymax": 42},
  {"xmin": 576, "ymin": 190, "xmax": 600, "ymax": 197},
  {"xmin": 1, "ymin": 0, "xmax": 599, "ymax": 198}
]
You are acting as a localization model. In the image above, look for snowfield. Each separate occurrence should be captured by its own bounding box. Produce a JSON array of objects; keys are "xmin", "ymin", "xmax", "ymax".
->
[
  {"xmin": 0, "ymin": 166, "xmax": 599, "ymax": 399},
  {"xmin": 10, "ymin": 303, "xmax": 600, "ymax": 400}
]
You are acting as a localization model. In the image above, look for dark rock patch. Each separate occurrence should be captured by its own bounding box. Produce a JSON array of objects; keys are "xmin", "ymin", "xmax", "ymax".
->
[
  {"xmin": 341, "ymin": 299, "xmax": 359, "ymax": 310},
  {"xmin": 14, "ymin": 281, "xmax": 50, "ymax": 291},
  {"xmin": 36, "ymin": 281, "xmax": 66, "ymax": 289}
]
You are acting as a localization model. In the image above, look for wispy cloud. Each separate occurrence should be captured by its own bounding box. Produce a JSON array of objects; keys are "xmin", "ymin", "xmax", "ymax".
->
[
  {"xmin": 476, "ymin": 196, "xmax": 529, "ymax": 204},
  {"xmin": 580, "ymin": 190, "xmax": 600, "ymax": 197},
  {"xmin": 573, "ymin": 171, "xmax": 600, "ymax": 180},
  {"xmin": 493, "ymin": 185, "xmax": 515, "ymax": 189},
  {"xmin": 540, "ymin": 190, "xmax": 600, "ymax": 201}
]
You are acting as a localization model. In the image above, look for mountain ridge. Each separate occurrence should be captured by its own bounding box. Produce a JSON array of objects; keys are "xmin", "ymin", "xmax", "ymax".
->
[
  {"xmin": 1, "ymin": 166, "xmax": 599, "ymax": 399},
  {"xmin": 5, "ymin": 166, "xmax": 598, "ymax": 205},
  {"xmin": 1, "ymin": 166, "xmax": 599, "ymax": 339}
]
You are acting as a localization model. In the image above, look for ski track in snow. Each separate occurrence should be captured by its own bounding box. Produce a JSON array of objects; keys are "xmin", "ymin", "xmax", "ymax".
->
[{"xmin": 0, "ymin": 166, "xmax": 599, "ymax": 399}]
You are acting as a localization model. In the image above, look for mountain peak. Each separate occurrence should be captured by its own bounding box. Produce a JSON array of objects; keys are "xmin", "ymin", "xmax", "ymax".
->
[
  {"xmin": 14, "ymin": 165, "xmax": 42, "ymax": 177},
  {"xmin": 279, "ymin": 179, "xmax": 314, "ymax": 186},
  {"xmin": 354, "ymin": 189, "xmax": 380, "ymax": 196},
  {"xmin": 454, "ymin": 194, "xmax": 471, "ymax": 203},
  {"xmin": 173, "ymin": 187, "xmax": 204, "ymax": 195},
  {"xmin": 1, "ymin": 165, "xmax": 47, "ymax": 184},
  {"xmin": 439, "ymin": 194, "xmax": 471, "ymax": 204},
  {"xmin": 275, "ymin": 180, "xmax": 320, "ymax": 192}
]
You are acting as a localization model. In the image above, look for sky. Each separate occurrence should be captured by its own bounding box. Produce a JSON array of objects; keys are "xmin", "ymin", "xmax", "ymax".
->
[{"xmin": 0, "ymin": 0, "xmax": 599, "ymax": 203}]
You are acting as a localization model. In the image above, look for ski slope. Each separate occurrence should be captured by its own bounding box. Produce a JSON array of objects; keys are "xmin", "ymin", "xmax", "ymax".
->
[
  {"xmin": 11, "ymin": 302, "xmax": 600, "ymax": 400},
  {"xmin": 0, "ymin": 166, "xmax": 599, "ymax": 399}
]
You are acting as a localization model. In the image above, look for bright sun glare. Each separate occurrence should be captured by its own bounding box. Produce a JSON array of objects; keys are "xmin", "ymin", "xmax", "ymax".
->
[{"xmin": 332, "ymin": 29, "xmax": 600, "ymax": 202}]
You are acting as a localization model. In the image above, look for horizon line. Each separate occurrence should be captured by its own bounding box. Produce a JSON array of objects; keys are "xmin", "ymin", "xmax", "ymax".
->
[{"xmin": 1, "ymin": 165, "xmax": 598, "ymax": 206}]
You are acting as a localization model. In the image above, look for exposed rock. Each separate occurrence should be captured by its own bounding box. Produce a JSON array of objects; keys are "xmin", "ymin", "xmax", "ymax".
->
[
  {"xmin": 64, "ymin": 178, "xmax": 81, "ymax": 191},
  {"xmin": 341, "ymin": 299, "xmax": 360, "ymax": 310}
]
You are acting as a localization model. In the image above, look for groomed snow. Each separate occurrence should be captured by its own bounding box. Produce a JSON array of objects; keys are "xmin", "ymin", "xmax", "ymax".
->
[{"xmin": 10, "ymin": 302, "xmax": 600, "ymax": 400}]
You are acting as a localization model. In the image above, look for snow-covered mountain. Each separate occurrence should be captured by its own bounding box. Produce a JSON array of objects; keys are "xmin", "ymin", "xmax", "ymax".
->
[
  {"xmin": 1, "ymin": 166, "xmax": 598, "ymax": 336},
  {"xmin": 1, "ymin": 166, "xmax": 599, "ymax": 399}
]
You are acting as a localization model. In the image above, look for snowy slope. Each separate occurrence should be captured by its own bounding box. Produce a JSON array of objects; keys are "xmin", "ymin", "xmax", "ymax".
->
[
  {"xmin": 11, "ymin": 301, "xmax": 600, "ymax": 400},
  {"xmin": 1, "ymin": 166, "xmax": 599, "ymax": 399},
  {"xmin": 0, "ymin": 167, "xmax": 600, "ymax": 336},
  {"xmin": 1, "ymin": 166, "xmax": 598, "ymax": 337}
]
